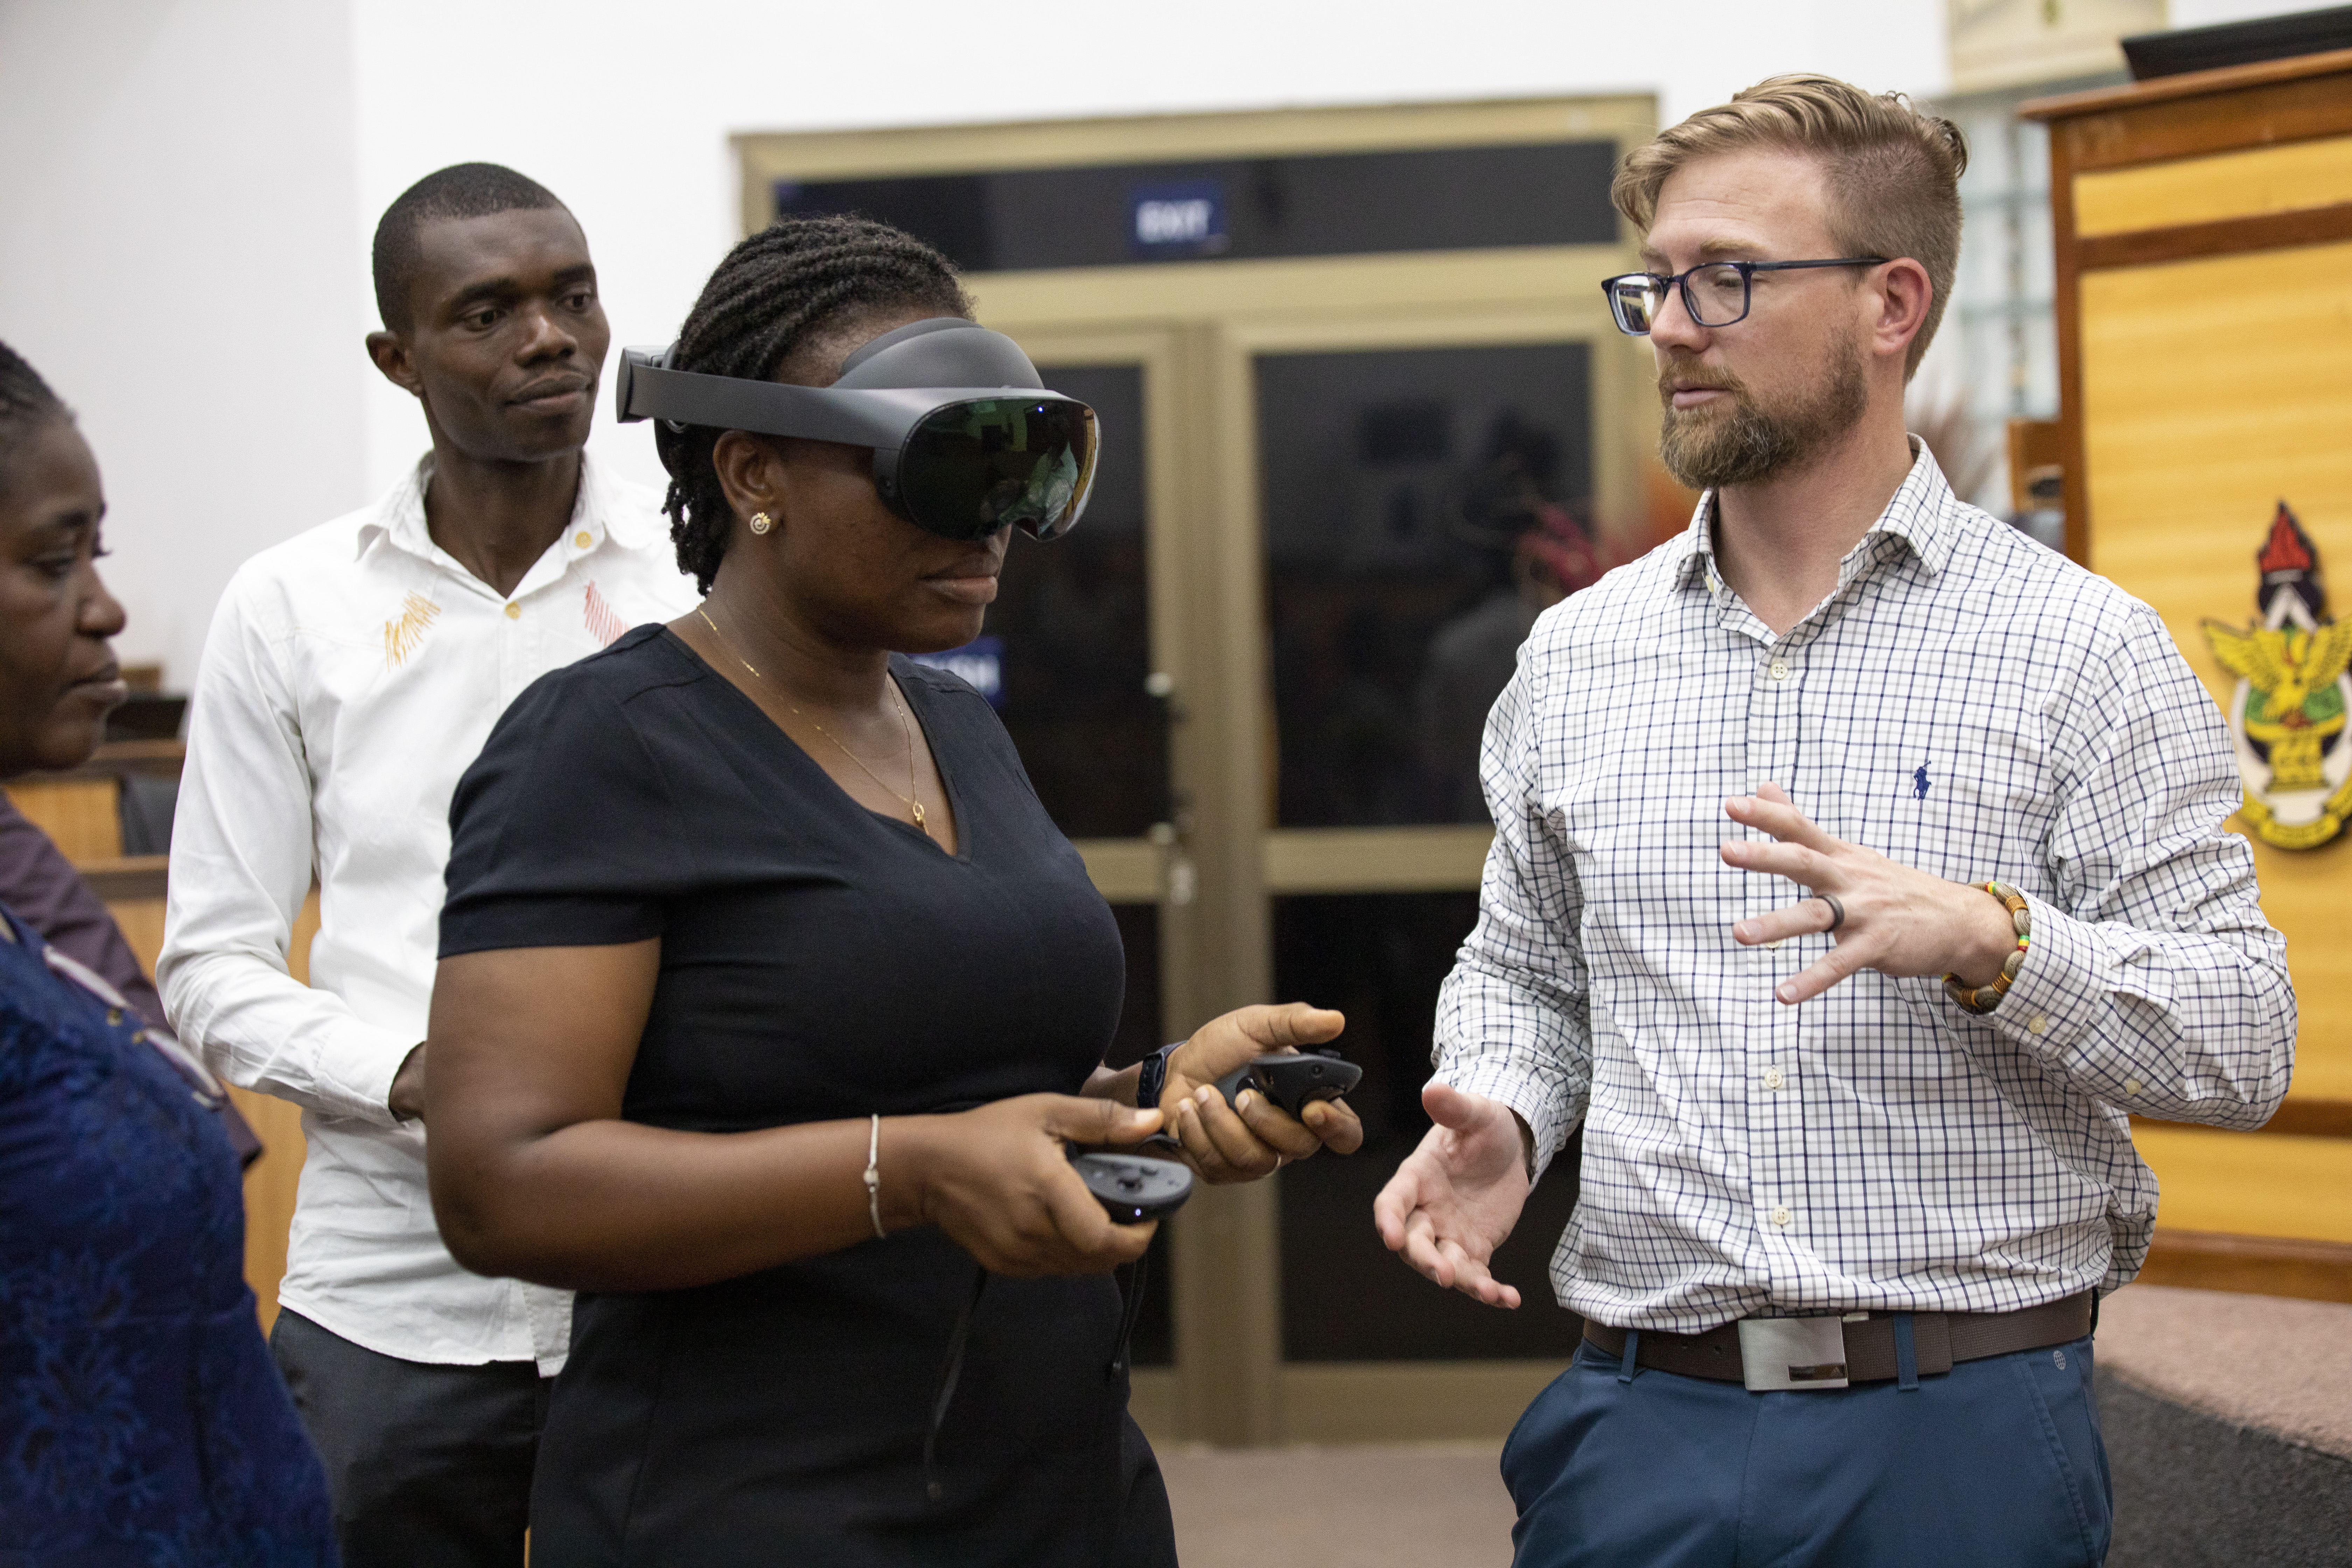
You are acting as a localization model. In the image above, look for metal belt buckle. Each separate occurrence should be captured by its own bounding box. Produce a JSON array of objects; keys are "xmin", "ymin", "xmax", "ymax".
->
[{"xmin": 1737, "ymin": 1317, "xmax": 1850, "ymax": 1392}]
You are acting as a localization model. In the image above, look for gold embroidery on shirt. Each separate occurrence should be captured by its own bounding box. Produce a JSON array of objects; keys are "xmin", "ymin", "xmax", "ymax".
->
[
  {"xmin": 583, "ymin": 581, "xmax": 625, "ymax": 647},
  {"xmin": 384, "ymin": 592, "xmax": 442, "ymax": 668}
]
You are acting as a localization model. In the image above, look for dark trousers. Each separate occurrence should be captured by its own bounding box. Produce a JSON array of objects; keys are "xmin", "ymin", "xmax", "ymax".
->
[
  {"xmin": 1502, "ymin": 1331, "xmax": 2112, "ymax": 1567},
  {"xmin": 270, "ymin": 1308, "xmax": 550, "ymax": 1568}
]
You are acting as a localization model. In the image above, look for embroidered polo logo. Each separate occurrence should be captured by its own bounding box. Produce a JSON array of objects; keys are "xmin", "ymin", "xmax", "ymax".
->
[
  {"xmin": 583, "ymin": 581, "xmax": 625, "ymax": 646},
  {"xmin": 2203, "ymin": 502, "xmax": 2352, "ymax": 849},
  {"xmin": 383, "ymin": 592, "xmax": 441, "ymax": 668},
  {"xmin": 1912, "ymin": 762, "xmax": 1930, "ymax": 799}
]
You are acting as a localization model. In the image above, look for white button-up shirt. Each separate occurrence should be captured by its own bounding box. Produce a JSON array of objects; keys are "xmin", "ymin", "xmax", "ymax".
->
[
  {"xmin": 1436, "ymin": 443, "xmax": 2295, "ymax": 1334},
  {"xmin": 160, "ymin": 454, "xmax": 697, "ymax": 1372}
]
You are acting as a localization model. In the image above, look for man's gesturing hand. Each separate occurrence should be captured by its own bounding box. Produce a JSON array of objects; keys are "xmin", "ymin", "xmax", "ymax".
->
[
  {"xmin": 1721, "ymin": 782, "xmax": 2016, "ymax": 1005},
  {"xmin": 1372, "ymin": 1083, "xmax": 1532, "ymax": 1309}
]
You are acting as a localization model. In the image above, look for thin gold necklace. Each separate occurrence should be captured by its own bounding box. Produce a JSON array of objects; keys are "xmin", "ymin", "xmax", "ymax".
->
[{"xmin": 696, "ymin": 605, "xmax": 928, "ymax": 838}]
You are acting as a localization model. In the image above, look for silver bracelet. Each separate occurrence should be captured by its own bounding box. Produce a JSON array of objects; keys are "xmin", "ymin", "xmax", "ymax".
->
[{"xmin": 864, "ymin": 1114, "xmax": 886, "ymax": 1239}]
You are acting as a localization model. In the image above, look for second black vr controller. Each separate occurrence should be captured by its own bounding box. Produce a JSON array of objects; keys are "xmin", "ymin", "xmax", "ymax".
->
[
  {"xmin": 1213, "ymin": 1051, "xmax": 1362, "ymax": 1119},
  {"xmin": 1069, "ymin": 1147, "xmax": 1193, "ymax": 1224}
]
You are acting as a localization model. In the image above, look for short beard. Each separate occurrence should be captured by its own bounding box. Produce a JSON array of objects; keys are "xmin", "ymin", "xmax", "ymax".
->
[{"xmin": 1656, "ymin": 335, "xmax": 1869, "ymax": 490}]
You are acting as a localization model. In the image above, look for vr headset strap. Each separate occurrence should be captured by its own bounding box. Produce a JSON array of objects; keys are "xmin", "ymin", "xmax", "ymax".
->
[{"xmin": 620, "ymin": 363, "xmax": 911, "ymax": 449}]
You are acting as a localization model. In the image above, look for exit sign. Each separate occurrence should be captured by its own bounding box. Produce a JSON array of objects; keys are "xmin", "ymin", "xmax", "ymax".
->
[{"xmin": 1129, "ymin": 180, "xmax": 1228, "ymax": 259}]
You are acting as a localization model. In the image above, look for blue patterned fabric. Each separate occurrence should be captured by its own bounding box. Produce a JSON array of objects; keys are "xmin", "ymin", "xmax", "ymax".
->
[{"xmin": 0, "ymin": 906, "xmax": 336, "ymax": 1566}]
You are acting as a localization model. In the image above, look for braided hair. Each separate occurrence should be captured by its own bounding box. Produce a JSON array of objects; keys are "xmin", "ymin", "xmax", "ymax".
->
[
  {"xmin": 656, "ymin": 215, "xmax": 973, "ymax": 592},
  {"xmin": 0, "ymin": 339, "xmax": 70, "ymax": 493}
]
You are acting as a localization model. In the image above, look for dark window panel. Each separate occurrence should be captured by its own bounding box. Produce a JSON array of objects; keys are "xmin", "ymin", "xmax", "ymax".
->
[
  {"xmin": 1257, "ymin": 343, "xmax": 1595, "ymax": 828},
  {"xmin": 775, "ymin": 142, "xmax": 1619, "ymax": 273},
  {"xmin": 1273, "ymin": 892, "xmax": 1584, "ymax": 1362},
  {"xmin": 981, "ymin": 363, "xmax": 1165, "ymax": 840},
  {"xmin": 1103, "ymin": 902, "xmax": 1164, "ymax": 1073}
]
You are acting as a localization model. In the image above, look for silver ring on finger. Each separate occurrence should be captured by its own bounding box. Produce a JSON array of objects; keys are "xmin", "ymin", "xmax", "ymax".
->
[{"xmin": 1817, "ymin": 892, "xmax": 1845, "ymax": 933}]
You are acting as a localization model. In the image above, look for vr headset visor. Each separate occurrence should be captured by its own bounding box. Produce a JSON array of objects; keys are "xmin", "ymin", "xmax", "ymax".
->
[{"xmin": 617, "ymin": 317, "xmax": 1096, "ymax": 542}]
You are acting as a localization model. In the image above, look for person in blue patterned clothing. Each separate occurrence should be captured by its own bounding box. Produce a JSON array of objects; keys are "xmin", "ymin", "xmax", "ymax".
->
[{"xmin": 0, "ymin": 339, "xmax": 336, "ymax": 1566}]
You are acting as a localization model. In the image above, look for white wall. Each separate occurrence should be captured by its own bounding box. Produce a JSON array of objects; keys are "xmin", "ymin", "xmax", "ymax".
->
[
  {"xmin": 4, "ymin": 0, "xmax": 1955, "ymax": 686},
  {"xmin": 346, "ymin": 0, "xmax": 1952, "ymax": 499},
  {"xmin": 0, "ymin": 0, "xmax": 364, "ymax": 689}
]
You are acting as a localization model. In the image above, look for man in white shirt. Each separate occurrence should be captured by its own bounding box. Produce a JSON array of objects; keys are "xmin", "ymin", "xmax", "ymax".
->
[
  {"xmin": 160, "ymin": 163, "xmax": 695, "ymax": 1567},
  {"xmin": 1374, "ymin": 78, "xmax": 2291, "ymax": 1566}
]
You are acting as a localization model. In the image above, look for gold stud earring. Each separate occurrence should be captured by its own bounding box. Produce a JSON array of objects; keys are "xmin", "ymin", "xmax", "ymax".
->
[{"xmin": 748, "ymin": 512, "xmax": 774, "ymax": 535}]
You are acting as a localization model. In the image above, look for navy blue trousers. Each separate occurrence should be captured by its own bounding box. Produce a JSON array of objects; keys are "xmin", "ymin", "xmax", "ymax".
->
[{"xmin": 1502, "ymin": 1331, "xmax": 2111, "ymax": 1567}]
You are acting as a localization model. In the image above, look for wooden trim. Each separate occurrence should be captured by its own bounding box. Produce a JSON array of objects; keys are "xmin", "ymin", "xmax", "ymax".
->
[
  {"xmin": 1261, "ymin": 826, "xmax": 1494, "ymax": 896},
  {"xmin": 1070, "ymin": 838, "xmax": 1163, "ymax": 905},
  {"xmin": 2077, "ymin": 202, "xmax": 2352, "ymax": 269},
  {"xmin": 21, "ymin": 738, "xmax": 185, "ymax": 786},
  {"xmin": 2267, "ymin": 1099, "xmax": 2352, "ymax": 1139},
  {"xmin": 2046, "ymin": 119, "xmax": 2092, "ymax": 565},
  {"xmin": 735, "ymin": 93, "xmax": 1658, "ymax": 200},
  {"xmin": 1125, "ymin": 1368, "xmax": 1179, "ymax": 1444},
  {"xmin": 2043, "ymin": 70, "xmax": 2352, "ymax": 176},
  {"xmin": 78, "ymin": 854, "xmax": 168, "ymax": 901},
  {"xmin": 2137, "ymin": 1227, "xmax": 2352, "ymax": 1303},
  {"xmin": 2134, "ymin": 1100, "xmax": 2352, "ymax": 1140},
  {"xmin": 2019, "ymin": 46, "xmax": 2352, "ymax": 120}
]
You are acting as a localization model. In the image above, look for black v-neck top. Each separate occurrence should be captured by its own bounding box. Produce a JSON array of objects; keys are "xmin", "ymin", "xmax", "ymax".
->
[{"xmin": 441, "ymin": 625, "xmax": 1164, "ymax": 1566}]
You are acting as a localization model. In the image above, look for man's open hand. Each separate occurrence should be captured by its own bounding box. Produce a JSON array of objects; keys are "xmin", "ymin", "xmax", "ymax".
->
[
  {"xmin": 1372, "ymin": 1083, "xmax": 1532, "ymax": 1309},
  {"xmin": 1721, "ymin": 782, "xmax": 2016, "ymax": 1004}
]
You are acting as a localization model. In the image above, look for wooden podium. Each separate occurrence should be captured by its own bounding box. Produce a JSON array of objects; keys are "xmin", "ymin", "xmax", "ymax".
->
[
  {"xmin": 2025, "ymin": 49, "xmax": 2352, "ymax": 1300},
  {"xmin": 6, "ymin": 745, "xmax": 314, "ymax": 1331}
]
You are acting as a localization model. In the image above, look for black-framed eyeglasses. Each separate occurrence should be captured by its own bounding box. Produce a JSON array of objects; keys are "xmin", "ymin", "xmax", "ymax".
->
[{"xmin": 1601, "ymin": 258, "xmax": 1888, "ymax": 335}]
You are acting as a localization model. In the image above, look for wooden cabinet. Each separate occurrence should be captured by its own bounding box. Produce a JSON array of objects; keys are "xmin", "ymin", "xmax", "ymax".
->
[
  {"xmin": 2026, "ymin": 49, "xmax": 2352, "ymax": 1300},
  {"xmin": 9, "ymin": 741, "xmax": 315, "ymax": 1330}
]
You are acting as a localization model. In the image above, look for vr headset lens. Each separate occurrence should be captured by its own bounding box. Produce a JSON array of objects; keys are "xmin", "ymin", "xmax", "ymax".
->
[{"xmin": 901, "ymin": 398, "xmax": 1098, "ymax": 542}]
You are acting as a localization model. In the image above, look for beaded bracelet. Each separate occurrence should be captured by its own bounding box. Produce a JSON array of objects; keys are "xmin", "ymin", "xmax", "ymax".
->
[{"xmin": 1943, "ymin": 880, "xmax": 2030, "ymax": 1015}]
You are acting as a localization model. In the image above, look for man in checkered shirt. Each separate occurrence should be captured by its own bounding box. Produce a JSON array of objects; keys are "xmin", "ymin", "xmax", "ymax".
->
[{"xmin": 1374, "ymin": 75, "xmax": 2293, "ymax": 1567}]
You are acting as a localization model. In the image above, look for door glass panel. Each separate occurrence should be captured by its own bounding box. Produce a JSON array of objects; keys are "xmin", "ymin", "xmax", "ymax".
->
[
  {"xmin": 1273, "ymin": 892, "xmax": 1584, "ymax": 1360},
  {"xmin": 967, "ymin": 362, "xmax": 1164, "ymax": 839},
  {"xmin": 1257, "ymin": 344, "xmax": 1596, "ymax": 827}
]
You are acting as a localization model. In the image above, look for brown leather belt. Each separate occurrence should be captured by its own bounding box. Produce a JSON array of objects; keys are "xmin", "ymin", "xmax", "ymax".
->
[{"xmin": 1582, "ymin": 1293, "xmax": 2093, "ymax": 1388}]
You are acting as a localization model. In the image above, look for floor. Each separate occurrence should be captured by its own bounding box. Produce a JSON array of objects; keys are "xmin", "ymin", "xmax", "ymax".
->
[
  {"xmin": 1150, "ymin": 1286, "xmax": 2352, "ymax": 1568},
  {"xmin": 1161, "ymin": 1441, "xmax": 1516, "ymax": 1568},
  {"xmin": 2095, "ymin": 1283, "xmax": 2352, "ymax": 1458}
]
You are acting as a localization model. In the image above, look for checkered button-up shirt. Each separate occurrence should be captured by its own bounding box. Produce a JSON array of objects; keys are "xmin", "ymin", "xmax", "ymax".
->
[{"xmin": 1435, "ymin": 442, "xmax": 2294, "ymax": 1333}]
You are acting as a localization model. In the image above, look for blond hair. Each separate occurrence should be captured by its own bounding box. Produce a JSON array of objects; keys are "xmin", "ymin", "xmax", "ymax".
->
[{"xmin": 1612, "ymin": 75, "xmax": 1967, "ymax": 377}]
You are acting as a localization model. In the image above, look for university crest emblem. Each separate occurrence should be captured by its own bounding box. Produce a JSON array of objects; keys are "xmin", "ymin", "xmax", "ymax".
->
[{"xmin": 2202, "ymin": 502, "xmax": 2352, "ymax": 850}]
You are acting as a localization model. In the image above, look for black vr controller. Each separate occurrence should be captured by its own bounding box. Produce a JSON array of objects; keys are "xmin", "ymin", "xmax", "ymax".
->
[
  {"xmin": 1214, "ymin": 1051, "xmax": 1362, "ymax": 1119},
  {"xmin": 1069, "ymin": 1143, "xmax": 1193, "ymax": 1225}
]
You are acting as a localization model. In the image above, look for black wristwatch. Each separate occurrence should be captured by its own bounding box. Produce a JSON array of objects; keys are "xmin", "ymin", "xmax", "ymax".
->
[{"xmin": 1136, "ymin": 1041, "xmax": 1182, "ymax": 1111}]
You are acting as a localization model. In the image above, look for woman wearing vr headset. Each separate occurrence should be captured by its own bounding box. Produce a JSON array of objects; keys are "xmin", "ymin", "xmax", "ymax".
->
[{"xmin": 424, "ymin": 216, "xmax": 1362, "ymax": 1564}]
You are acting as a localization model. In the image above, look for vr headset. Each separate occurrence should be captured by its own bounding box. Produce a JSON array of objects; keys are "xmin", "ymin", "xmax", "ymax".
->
[{"xmin": 615, "ymin": 317, "xmax": 1096, "ymax": 542}]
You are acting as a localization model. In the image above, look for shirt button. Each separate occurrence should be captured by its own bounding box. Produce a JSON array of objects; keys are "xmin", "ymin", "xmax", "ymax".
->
[
  {"xmin": 574, "ymin": 530, "xmax": 593, "ymax": 548},
  {"xmin": 2028, "ymin": 1015, "xmax": 2048, "ymax": 1035},
  {"xmin": 1769, "ymin": 1205, "xmax": 1792, "ymax": 1228},
  {"xmin": 1762, "ymin": 1067, "xmax": 1785, "ymax": 1090},
  {"xmin": 2124, "ymin": 1077, "xmax": 2143, "ymax": 1097},
  {"xmin": 504, "ymin": 601, "xmax": 522, "ymax": 620},
  {"xmin": 105, "ymin": 1008, "xmax": 122, "ymax": 1026},
  {"xmin": 1768, "ymin": 660, "xmax": 1791, "ymax": 681}
]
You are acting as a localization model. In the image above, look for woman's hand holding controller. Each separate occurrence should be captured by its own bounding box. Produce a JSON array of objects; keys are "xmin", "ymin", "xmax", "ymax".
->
[
  {"xmin": 896, "ymin": 1096, "xmax": 1164, "ymax": 1276},
  {"xmin": 1160, "ymin": 1003, "xmax": 1365, "ymax": 1182}
]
